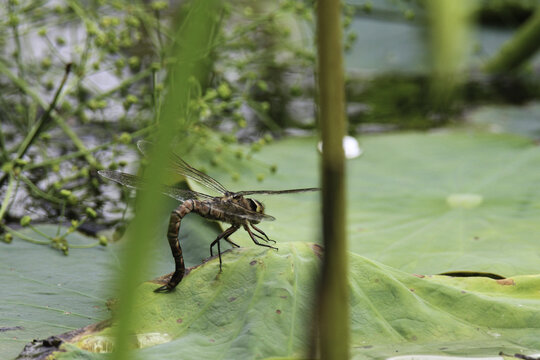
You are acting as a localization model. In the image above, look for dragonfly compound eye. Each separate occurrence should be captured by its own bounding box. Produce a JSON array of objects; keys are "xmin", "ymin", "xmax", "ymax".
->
[{"xmin": 249, "ymin": 199, "xmax": 264, "ymax": 213}]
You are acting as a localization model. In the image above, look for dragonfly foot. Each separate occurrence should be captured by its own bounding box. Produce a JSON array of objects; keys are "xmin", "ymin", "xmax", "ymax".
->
[{"xmin": 154, "ymin": 284, "xmax": 174, "ymax": 293}]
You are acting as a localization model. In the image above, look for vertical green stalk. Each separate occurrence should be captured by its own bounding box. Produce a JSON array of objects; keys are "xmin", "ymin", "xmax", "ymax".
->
[
  {"xmin": 111, "ymin": 1, "xmax": 219, "ymax": 359},
  {"xmin": 316, "ymin": 0, "xmax": 349, "ymax": 359},
  {"xmin": 427, "ymin": 0, "xmax": 472, "ymax": 112}
]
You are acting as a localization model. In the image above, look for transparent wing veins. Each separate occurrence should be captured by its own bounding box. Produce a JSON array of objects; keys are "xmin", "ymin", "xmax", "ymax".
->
[
  {"xmin": 98, "ymin": 170, "xmax": 213, "ymax": 202},
  {"xmin": 137, "ymin": 140, "xmax": 229, "ymax": 195},
  {"xmin": 236, "ymin": 188, "xmax": 320, "ymax": 196}
]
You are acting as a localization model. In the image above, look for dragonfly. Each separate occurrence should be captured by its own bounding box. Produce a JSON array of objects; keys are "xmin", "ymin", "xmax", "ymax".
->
[{"xmin": 99, "ymin": 141, "xmax": 319, "ymax": 293}]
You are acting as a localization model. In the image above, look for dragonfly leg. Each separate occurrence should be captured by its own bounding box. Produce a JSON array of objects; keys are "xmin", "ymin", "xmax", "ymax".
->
[
  {"xmin": 154, "ymin": 201, "xmax": 194, "ymax": 293},
  {"xmin": 250, "ymin": 224, "xmax": 276, "ymax": 244},
  {"xmin": 250, "ymin": 230, "xmax": 268, "ymax": 243},
  {"xmin": 224, "ymin": 237, "xmax": 240, "ymax": 248},
  {"xmin": 210, "ymin": 225, "xmax": 240, "ymax": 272},
  {"xmin": 243, "ymin": 225, "xmax": 278, "ymax": 251}
]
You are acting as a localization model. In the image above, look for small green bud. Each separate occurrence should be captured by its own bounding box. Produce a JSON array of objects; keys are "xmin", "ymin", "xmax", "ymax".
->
[
  {"xmin": 243, "ymin": 6, "xmax": 253, "ymax": 16},
  {"xmin": 256, "ymin": 173, "xmax": 265, "ymax": 182},
  {"xmin": 8, "ymin": 14, "xmax": 19, "ymax": 27},
  {"xmin": 87, "ymin": 99, "xmax": 99, "ymax": 110},
  {"xmin": 97, "ymin": 100, "xmax": 107, "ymax": 109},
  {"xmin": 53, "ymin": 5, "xmax": 65, "ymax": 14},
  {"xmin": 363, "ymin": 2, "xmax": 372, "ymax": 13},
  {"xmin": 99, "ymin": 235, "xmax": 108, "ymax": 246},
  {"xmin": 128, "ymin": 56, "xmax": 140, "ymax": 70},
  {"xmin": 123, "ymin": 95, "xmax": 138, "ymax": 109},
  {"xmin": 67, "ymin": 194, "xmax": 77, "ymax": 205},
  {"xmin": 52, "ymin": 164, "xmax": 60, "ymax": 173},
  {"xmin": 101, "ymin": 16, "xmax": 120, "ymax": 28},
  {"xmin": 151, "ymin": 1, "xmax": 168, "ymax": 11},
  {"xmin": 114, "ymin": 58, "xmax": 125, "ymax": 70},
  {"xmin": 217, "ymin": 83, "xmax": 232, "ymax": 99},
  {"xmin": 4, "ymin": 233, "xmax": 13, "ymax": 243},
  {"xmin": 125, "ymin": 16, "xmax": 140, "ymax": 28},
  {"xmin": 404, "ymin": 9, "xmax": 415, "ymax": 21},
  {"xmin": 60, "ymin": 189, "xmax": 72, "ymax": 197},
  {"xmin": 85, "ymin": 207, "xmax": 97, "ymax": 219},
  {"xmin": 270, "ymin": 164, "xmax": 278, "ymax": 174},
  {"xmin": 237, "ymin": 118, "xmax": 247, "ymax": 128},
  {"xmin": 86, "ymin": 22, "xmax": 98, "ymax": 36},
  {"xmin": 256, "ymin": 80, "xmax": 268, "ymax": 91},
  {"xmin": 71, "ymin": 219, "xmax": 79, "ymax": 228},
  {"xmin": 79, "ymin": 167, "xmax": 89, "ymax": 178},
  {"xmin": 251, "ymin": 142, "xmax": 262, "ymax": 152},
  {"xmin": 205, "ymin": 89, "xmax": 217, "ymax": 100},
  {"xmin": 45, "ymin": 80, "xmax": 54, "ymax": 91},
  {"xmin": 210, "ymin": 157, "xmax": 221, "ymax": 166},
  {"xmin": 118, "ymin": 132, "xmax": 132, "ymax": 145},
  {"xmin": 40, "ymin": 132, "xmax": 52, "ymax": 141},
  {"xmin": 290, "ymin": 84, "xmax": 302, "ymax": 97},
  {"xmin": 1, "ymin": 162, "xmax": 13, "ymax": 173},
  {"xmin": 20, "ymin": 215, "xmax": 31, "ymax": 227}
]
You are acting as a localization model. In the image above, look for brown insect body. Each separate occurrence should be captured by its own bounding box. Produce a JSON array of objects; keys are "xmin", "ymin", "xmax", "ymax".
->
[
  {"xmin": 99, "ymin": 141, "xmax": 317, "ymax": 293},
  {"xmin": 197, "ymin": 193, "xmax": 263, "ymax": 225}
]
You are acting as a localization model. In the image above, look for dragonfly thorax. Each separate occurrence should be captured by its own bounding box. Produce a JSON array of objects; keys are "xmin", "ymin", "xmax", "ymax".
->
[{"xmin": 226, "ymin": 192, "xmax": 265, "ymax": 215}]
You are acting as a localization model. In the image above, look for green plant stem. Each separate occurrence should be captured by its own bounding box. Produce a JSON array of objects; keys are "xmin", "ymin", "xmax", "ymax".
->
[
  {"xmin": 28, "ymin": 224, "xmax": 53, "ymax": 240},
  {"xmin": 69, "ymin": 242, "xmax": 100, "ymax": 249},
  {"xmin": 485, "ymin": 6, "xmax": 540, "ymax": 73},
  {"xmin": 16, "ymin": 63, "xmax": 72, "ymax": 159},
  {"xmin": 316, "ymin": 0, "xmax": 349, "ymax": 359},
  {"xmin": 24, "ymin": 142, "xmax": 110, "ymax": 171},
  {"xmin": 0, "ymin": 174, "xmax": 16, "ymax": 223},
  {"xmin": 19, "ymin": 175, "xmax": 64, "ymax": 204},
  {"xmin": 8, "ymin": 1, "xmax": 25, "ymax": 80},
  {"xmin": 427, "ymin": 0, "xmax": 471, "ymax": 113},
  {"xmin": 0, "ymin": 63, "xmax": 72, "ymax": 188},
  {"xmin": 2, "ymin": 225, "xmax": 50, "ymax": 245},
  {"xmin": 111, "ymin": 2, "xmax": 221, "ymax": 359},
  {"xmin": 54, "ymin": 115, "xmax": 99, "ymax": 168}
]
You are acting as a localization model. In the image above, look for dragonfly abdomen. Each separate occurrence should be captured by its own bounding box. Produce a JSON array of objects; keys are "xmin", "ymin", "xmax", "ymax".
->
[{"xmin": 155, "ymin": 199, "xmax": 195, "ymax": 292}]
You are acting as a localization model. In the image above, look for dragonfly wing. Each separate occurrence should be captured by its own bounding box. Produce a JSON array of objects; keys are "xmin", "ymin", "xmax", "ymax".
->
[
  {"xmin": 236, "ymin": 188, "xmax": 320, "ymax": 196},
  {"xmin": 98, "ymin": 170, "xmax": 141, "ymax": 190},
  {"xmin": 98, "ymin": 170, "xmax": 213, "ymax": 202},
  {"xmin": 137, "ymin": 140, "xmax": 229, "ymax": 195}
]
